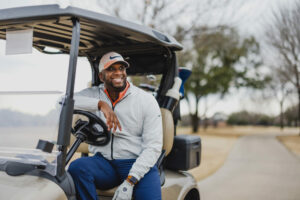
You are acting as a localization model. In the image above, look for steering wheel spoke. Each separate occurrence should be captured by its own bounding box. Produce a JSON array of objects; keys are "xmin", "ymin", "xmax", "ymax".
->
[{"xmin": 72, "ymin": 110, "xmax": 111, "ymax": 146}]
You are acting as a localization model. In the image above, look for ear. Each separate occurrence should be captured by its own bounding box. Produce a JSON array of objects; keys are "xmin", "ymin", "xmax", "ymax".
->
[{"xmin": 99, "ymin": 72, "xmax": 104, "ymax": 82}]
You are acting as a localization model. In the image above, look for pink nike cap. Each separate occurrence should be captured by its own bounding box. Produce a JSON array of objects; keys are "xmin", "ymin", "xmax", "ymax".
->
[{"xmin": 99, "ymin": 52, "xmax": 129, "ymax": 72}]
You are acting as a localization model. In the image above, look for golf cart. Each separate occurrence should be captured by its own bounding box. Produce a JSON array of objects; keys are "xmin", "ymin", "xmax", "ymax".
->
[{"xmin": 0, "ymin": 5, "xmax": 201, "ymax": 200}]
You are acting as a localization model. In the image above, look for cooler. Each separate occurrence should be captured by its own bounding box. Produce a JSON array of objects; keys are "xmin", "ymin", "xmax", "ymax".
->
[{"xmin": 165, "ymin": 135, "xmax": 201, "ymax": 171}]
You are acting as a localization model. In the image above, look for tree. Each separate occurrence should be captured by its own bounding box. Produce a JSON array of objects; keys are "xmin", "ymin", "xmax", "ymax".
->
[
  {"xmin": 183, "ymin": 26, "xmax": 268, "ymax": 132},
  {"xmin": 266, "ymin": 1, "xmax": 300, "ymax": 134},
  {"xmin": 96, "ymin": 0, "xmax": 239, "ymax": 41},
  {"xmin": 284, "ymin": 105, "xmax": 298, "ymax": 127},
  {"xmin": 263, "ymin": 67, "xmax": 293, "ymax": 129},
  {"xmin": 227, "ymin": 110, "xmax": 274, "ymax": 126}
]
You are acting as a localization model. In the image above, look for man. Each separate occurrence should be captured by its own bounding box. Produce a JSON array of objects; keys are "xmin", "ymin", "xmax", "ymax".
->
[{"xmin": 68, "ymin": 52, "xmax": 163, "ymax": 200}]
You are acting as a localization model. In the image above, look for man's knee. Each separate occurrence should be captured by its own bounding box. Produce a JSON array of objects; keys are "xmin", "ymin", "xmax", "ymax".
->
[{"xmin": 68, "ymin": 158, "xmax": 86, "ymax": 176}]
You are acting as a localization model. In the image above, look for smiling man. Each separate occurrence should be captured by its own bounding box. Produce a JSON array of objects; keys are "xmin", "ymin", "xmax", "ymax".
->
[{"xmin": 69, "ymin": 52, "xmax": 163, "ymax": 200}]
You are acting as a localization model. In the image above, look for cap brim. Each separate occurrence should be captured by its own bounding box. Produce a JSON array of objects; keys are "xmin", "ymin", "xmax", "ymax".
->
[{"xmin": 103, "ymin": 60, "xmax": 129, "ymax": 70}]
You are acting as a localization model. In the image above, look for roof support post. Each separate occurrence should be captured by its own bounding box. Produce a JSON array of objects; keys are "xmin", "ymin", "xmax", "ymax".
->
[
  {"xmin": 56, "ymin": 17, "xmax": 80, "ymax": 178},
  {"xmin": 87, "ymin": 56, "xmax": 101, "ymax": 86}
]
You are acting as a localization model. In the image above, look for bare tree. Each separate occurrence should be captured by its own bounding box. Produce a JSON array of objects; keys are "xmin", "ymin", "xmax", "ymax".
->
[
  {"xmin": 96, "ymin": 0, "xmax": 237, "ymax": 41},
  {"xmin": 266, "ymin": 2, "xmax": 300, "ymax": 133},
  {"xmin": 264, "ymin": 67, "xmax": 293, "ymax": 129}
]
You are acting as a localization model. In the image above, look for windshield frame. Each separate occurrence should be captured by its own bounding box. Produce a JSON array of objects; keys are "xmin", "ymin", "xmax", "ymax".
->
[{"xmin": 54, "ymin": 18, "xmax": 80, "ymax": 177}]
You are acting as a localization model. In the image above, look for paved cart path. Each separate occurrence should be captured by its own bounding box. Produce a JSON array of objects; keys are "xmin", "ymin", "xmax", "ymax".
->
[{"xmin": 198, "ymin": 135, "xmax": 300, "ymax": 200}]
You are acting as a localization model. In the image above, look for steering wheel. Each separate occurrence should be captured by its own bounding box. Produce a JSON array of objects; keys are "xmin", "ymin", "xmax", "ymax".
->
[{"xmin": 72, "ymin": 109, "xmax": 110, "ymax": 146}]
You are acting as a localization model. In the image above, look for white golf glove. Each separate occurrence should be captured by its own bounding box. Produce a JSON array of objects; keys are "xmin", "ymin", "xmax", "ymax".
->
[{"xmin": 112, "ymin": 180, "xmax": 134, "ymax": 200}]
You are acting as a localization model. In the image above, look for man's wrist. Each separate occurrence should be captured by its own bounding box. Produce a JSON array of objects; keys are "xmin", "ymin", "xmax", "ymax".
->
[
  {"xmin": 126, "ymin": 175, "xmax": 138, "ymax": 186},
  {"xmin": 98, "ymin": 100, "xmax": 103, "ymax": 110}
]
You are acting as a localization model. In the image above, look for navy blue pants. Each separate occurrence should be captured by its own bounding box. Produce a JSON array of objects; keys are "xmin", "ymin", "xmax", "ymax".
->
[{"xmin": 68, "ymin": 153, "xmax": 161, "ymax": 200}]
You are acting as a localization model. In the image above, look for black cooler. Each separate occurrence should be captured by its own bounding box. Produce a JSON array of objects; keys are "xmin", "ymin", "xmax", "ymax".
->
[{"xmin": 166, "ymin": 135, "xmax": 201, "ymax": 171}]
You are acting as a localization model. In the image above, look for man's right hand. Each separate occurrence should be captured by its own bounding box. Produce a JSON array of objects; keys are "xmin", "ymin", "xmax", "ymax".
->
[{"xmin": 98, "ymin": 101, "xmax": 122, "ymax": 132}]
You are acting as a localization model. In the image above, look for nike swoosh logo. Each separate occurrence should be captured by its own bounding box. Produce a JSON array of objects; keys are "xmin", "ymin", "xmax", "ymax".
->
[{"xmin": 110, "ymin": 56, "xmax": 121, "ymax": 59}]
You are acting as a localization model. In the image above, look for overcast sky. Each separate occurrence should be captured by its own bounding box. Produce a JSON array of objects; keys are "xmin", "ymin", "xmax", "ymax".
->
[{"xmin": 0, "ymin": 0, "xmax": 297, "ymax": 117}]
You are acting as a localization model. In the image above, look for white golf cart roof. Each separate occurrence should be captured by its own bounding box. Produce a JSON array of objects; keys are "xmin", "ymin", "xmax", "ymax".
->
[{"xmin": 0, "ymin": 4, "xmax": 182, "ymax": 57}]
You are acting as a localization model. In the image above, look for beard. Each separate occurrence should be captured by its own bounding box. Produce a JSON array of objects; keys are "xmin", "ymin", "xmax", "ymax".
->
[{"xmin": 103, "ymin": 74, "xmax": 127, "ymax": 92}]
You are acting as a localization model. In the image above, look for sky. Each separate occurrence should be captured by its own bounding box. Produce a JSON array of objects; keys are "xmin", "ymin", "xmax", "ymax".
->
[{"xmin": 0, "ymin": 0, "xmax": 297, "ymax": 117}]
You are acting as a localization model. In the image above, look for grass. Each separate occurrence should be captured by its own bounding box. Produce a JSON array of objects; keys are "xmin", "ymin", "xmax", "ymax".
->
[
  {"xmin": 277, "ymin": 135, "xmax": 300, "ymax": 157},
  {"xmin": 176, "ymin": 126, "xmax": 300, "ymax": 181}
]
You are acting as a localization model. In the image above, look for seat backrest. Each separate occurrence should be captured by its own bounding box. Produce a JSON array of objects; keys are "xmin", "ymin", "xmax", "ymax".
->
[
  {"xmin": 70, "ymin": 108, "xmax": 175, "ymax": 156},
  {"xmin": 160, "ymin": 108, "xmax": 174, "ymax": 156}
]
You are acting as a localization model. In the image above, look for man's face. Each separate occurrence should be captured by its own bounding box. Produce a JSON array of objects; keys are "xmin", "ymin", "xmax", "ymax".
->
[{"xmin": 99, "ymin": 63, "xmax": 127, "ymax": 92}]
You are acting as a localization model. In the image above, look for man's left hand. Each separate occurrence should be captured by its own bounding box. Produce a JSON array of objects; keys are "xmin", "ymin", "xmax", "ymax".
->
[{"xmin": 112, "ymin": 180, "xmax": 134, "ymax": 200}]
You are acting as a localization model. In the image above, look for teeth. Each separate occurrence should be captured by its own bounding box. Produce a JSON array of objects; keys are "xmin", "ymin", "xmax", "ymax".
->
[{"xmin": 113, "ymin": 78, "xmax": 122, "ymax": 83}]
